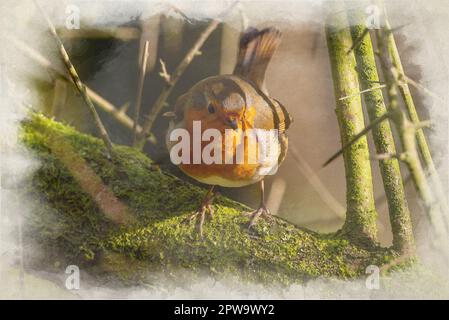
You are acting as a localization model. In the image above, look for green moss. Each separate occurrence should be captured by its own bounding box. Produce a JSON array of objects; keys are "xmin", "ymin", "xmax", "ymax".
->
[{"xmin": 20, "ymin": 113, "xmax": 395, "ymax": 286}]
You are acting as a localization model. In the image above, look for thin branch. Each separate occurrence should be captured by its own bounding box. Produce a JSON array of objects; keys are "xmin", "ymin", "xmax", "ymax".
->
[
  {"xmin": 380, "ymin": 0, "xmax": 449, "ymax": 231},
  {"xmin": 381, "ymin": 2, "xmax": 447, "ymax": 209},
  {"xmin": 119, "ymin": 101, "xmax": 131, "ymax": 114},
  {"xmin": 158, "ymin": 59, "xmax": 171, "ymax": 84},
  {"xmin": 135, "ymin": 19, "xmax": 221, "ymax": 149},
  {"xmin": 338, "ymin": 84, "xmax": 386, "ymax": 101},
  {"xmin": 376, "ymin": 25, "xmax": 448, "ymax": 240},
  {"xmin": 133, "ymin": 40, "xmax": 150, "ymax": 146},
  {"xmin": 34, "ymin": 0, "xmax": 113, "ymax": 157},
  {"xmin": 166, "ymin": 4, "xmax": 194, "ymax": 24},
  {"xmin": 8, "ymin": 35, "xmax": 155, "ymax": 145},
  {"xmin": 413, "ymin": 119, "xmax": 432, "ymax": 130},
  {"xmin": 371, "ymin": 152, "xmax": 405, "ymax": 161},
  {"xmin": 322, "ymin": 111, "xmax": 391, "ymax": 167},
  {"xmin": 402, "ymin": 74, "xmax": 444, "ymax": 102}
]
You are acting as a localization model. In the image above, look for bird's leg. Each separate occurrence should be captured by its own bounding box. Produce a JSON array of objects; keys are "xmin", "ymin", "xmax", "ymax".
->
[
  {"xmin": 247, "ymin": 180, "xmax": 273, "ymax": 229},
  {"xmin": 184, "ymin": 185, "xmax": 215, "ymax": 237}
]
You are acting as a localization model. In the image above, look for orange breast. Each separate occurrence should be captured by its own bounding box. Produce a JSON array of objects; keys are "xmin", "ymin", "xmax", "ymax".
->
[{"xmin": 180, "ymin": 106, "xmax": 261, "ymax": 183}]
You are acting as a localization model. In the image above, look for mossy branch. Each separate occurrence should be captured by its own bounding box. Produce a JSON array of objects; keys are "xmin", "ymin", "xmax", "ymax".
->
[
  {"xmin": 20, "ymin": 113, "xmax": 396, "ymax": 285},
  {"xmin": 347, "ymin": 12, "xmax": 414, "ymax": 255},
  {"xmin": 325, "ymin": 2, "xmax": 379, "ymax": 246}
]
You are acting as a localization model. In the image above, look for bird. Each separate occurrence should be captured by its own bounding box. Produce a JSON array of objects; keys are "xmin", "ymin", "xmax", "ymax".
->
[{"xmin": 165, "ymin": 27, "xmax": 292, "ymax": 236}]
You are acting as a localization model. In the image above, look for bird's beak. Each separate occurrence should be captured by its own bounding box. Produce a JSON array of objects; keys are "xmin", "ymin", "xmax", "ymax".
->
[{"xmin": 226, "ymin": 118, "xmax": 239, "ymax": 130}]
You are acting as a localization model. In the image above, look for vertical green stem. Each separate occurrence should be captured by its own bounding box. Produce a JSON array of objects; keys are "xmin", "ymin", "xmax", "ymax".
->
[
  {"xmin": 384, "ymin": 20, "xmax": 434, "ymax": 172},
  {"xmin": 325, "ymin": 3, "xmax": 378, "ymax": 246},
  {"xmin": 348, "ymin": 15, "xmax": 414, "ymax": 253},
  {"xmin": 381, "ymin": 3, "xmax": 448, "ymax": 218},
  {"xmin": 376, "ymin": 28, "xmax": 446, "ymax": 240}
]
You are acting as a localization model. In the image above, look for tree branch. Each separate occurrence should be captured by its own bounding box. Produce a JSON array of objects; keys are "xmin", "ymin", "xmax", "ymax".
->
[
  {"xmin": 135, "ymin": 19, "xmax": 221, "ymax": 150},
  {"xmin": 325, "ymin": 1, "xmax": 378, "ymax": 245},
  {"xmin": 380, "ymin": 1, "xmax": 449, "ymax": 217},
  {"xmin": 8, "ymin": 35, "xmax": 155, "ymax": 145},
  {"xmin": 133, "ymin": 40, "xmax": 150, "ymax": 146},
  {"xmin": 376, "ymin": 25, "xmax": 447, "ymax": 240},
  {"xmin": 21, "ymin": 113, "xmax": 395, "ymax": 285},
  {"xmin": 34, "ymin": 0, "xmax": 113, "ymax": 157},
  {"xmin": 347, "ymin": 9, "xmax": 414, "ymax": 254}
]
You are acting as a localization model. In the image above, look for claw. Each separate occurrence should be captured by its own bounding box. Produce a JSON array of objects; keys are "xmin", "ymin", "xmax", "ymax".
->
[
  {"xmin": 247, "ymin": 206, "xmax": 272, "ymax": 229},
  {"xmin": 183, "ymin": 187, "xmax": 216, "ymax": 237}
]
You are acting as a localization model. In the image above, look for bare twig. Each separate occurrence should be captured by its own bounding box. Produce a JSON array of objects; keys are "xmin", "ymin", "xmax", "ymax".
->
[
  {"xmin": 34, "ymin": 0, "xmax": 113, "ymax": 157},
  {"xmin": 402, "ymin": 74, "xmax": 444, "ymax": 102},
  {"xmin": 8, "ymin": 35, "xmax": 155, "ymax": 145},
  {"xmin": 380, "ymin": 2, "xmax": 448, "ymax": 217},
  {"xmin": 133, "ymin": 40, "xmax": 150, "ymax": 146},
  {"xmin": 322, "ymin": 111, "xmax": 391, "ymax": 167},
  {"xmin": 166, "ymin": 4, "xmax": 194, "ymax": 24},
  {"xmin": 376, "ymin": 26, "xmax": 447, "ymax": 239},
  {"xmin": 379, "ymin": 1, "xmax": 449, "ymax": 240},
  {"xmin": 413, "ymin": 119, "xmax": 432, "ymax": 130},
  {"xmin": 338, "ymin": 84, "xmax": 386, "ymax": 101},
  {"xmin": 135, "ymin": 19, "xmax": 221, "ymax": 150},
  {"xmin": 119, "ymin": 101, "xmax": 131, "ymax": 114},
  {"xmin": 371, "ymin": 152, "xmax": 405, "ymax": 161},
  {"xmin": 158, "ymin": 59, "xmax": 171, "ymax": 84}
]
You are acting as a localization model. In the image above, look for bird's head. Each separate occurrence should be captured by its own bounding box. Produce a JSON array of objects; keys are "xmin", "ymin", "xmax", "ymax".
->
[{"xmin": 169, "ymin": 76, "xmax": 255, "ymax": 132}]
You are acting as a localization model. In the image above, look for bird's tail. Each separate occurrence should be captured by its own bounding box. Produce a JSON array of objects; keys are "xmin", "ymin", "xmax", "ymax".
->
[{"xmin": 233, "ymin": 27, "xmax": 282, "ymax": 93}]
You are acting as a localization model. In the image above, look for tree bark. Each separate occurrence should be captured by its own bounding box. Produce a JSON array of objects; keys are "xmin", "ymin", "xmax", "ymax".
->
[
  {"xmin": 348, "ymin": 13, "xmax": 414, "ymax": 254},
  {"xmin": 325, "ymin": 3, "xmax": 378, "ymax": 247}
]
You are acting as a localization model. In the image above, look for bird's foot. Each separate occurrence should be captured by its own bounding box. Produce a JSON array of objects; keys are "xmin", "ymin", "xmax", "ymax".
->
[
  {"xmin": 246, "ymin": 205, "xmax": 273, "ymax": 229},
  {"xmin": 183, "ymin": 192, "xmax": 215, "ymax": 238}
]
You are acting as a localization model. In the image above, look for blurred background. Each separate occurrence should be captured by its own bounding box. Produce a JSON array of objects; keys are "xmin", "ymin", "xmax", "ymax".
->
[{"xmin": 4, "ymin": 0, "xmax": 448, "ymax": 248}]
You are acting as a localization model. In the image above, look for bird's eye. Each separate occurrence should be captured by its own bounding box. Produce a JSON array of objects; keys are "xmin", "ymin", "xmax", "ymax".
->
[{"xmin": 207, "ymin": 103, "xmax": 215, "ymax": 114}]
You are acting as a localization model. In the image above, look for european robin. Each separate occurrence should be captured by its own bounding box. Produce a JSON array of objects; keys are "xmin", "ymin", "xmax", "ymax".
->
[{"xmin": 165, "ymin": 27, "xmax": 292, "ymax": 236}]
